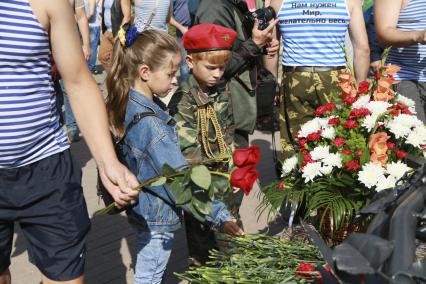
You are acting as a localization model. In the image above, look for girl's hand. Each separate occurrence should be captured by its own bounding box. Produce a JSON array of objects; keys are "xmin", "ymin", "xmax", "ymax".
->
[{"xmin": 222, "ymin": 220, "xmax": 245, "ymax": 237}]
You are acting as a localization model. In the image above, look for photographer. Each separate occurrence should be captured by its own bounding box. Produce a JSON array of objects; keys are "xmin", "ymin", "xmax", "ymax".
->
[{"xmin": 194, "ymin": 0, "xmax": 279, "ymax": 148}]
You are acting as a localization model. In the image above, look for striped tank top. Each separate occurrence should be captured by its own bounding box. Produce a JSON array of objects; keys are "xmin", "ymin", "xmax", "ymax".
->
[
  {"xmin": 387, "ymin": 0, "xmax": 426, "ymax": 81},
  {"xmin": 0, "ymin": 0, "xmax": 68, "ymax": 169},
  {"xmin": 278, "ymin": 0, "xmax": 350, "ymax": 66},
  {"xmin": 134, "ymin": 0, "xmax": 170, "ymax": 32}
]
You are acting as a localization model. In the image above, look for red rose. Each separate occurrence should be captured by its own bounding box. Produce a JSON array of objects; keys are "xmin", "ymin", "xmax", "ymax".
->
[
  {"xmin": 328, "ymin": 117, "xmax": 340, "ymax": 125},
  {"xmin": 230, "ymin": 166, "xmax": 259, "ymax": 195},
  {"xmin": 307, "ymin": 130, "xmax": 322, "ymax": 141},
  {"xmin": 396, "ymin": 150, "xmax": 407, "ymax": 159},
  {"xmin": 233, "ymin": 146, "xmax": 260, "ymax": 167},
  {"xmin": 333, "ymin": 137, "xmax": 345, "ymax": 148},
  {"xmin": 373, "ymin": 72, "xmax": 381, "ymax": 80},
  {"xmin": 342, "ymin": 149, "xmax": 352, "ymax": 155},
  {"xmin": 358, "ymin": 81, "xmax": 370, "ymax": 94},
  {"xmin": 324, "ymin": 102, "xmax": 335, "ymax": 112},
  {"xmin": 295, "ymin": 262, "xmax": 321, "ymax": 281},
  {"xmin": 345, "ymin": 160, "xmax": 360, "ymax": 171},
  {"xmin": 386, "ymin": 142, "xmax": 395, "ymax": 149},
  {"xmin": 343, "ymin": 120, "xmax": 359, "ymax": 129},
  {"xmin": 315, "ymin": 105, "xmax": 327, "ymax": 116}
]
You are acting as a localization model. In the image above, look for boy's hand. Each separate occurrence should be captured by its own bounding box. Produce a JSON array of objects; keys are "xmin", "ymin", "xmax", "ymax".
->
[{"xmin": 222, "ymin": 220, "xmax": 245, "ymax": 237}]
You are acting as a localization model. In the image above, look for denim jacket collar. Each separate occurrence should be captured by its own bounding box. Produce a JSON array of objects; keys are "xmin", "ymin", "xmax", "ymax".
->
[{"xmin": 129, "ymin": 88, "xmax": 175, "ymax": 126}]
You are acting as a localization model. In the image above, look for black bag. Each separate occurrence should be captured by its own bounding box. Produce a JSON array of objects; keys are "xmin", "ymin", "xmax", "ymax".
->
[
  {"xmin": 256, "ymin": 67, "xmax": 278, "ymax": 118},
  {"xmin": 96, "ymin": 111, "xmax": 156, "ymax": 214}
]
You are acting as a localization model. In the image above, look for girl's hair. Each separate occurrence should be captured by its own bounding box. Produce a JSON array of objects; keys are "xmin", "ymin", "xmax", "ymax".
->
[
  {"xmin": 189, "ymin": 50, "xmax": 232, "ymax": 65},
  {"xmin": 106, "ymin": 29, "xmax": 180, "ymax": 138}
]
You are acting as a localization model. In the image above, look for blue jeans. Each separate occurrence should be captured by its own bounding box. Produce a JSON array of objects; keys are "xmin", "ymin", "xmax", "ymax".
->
[
  {"xmin": 134, "ymin": 229, "xmax": 174, "ymax": 284},
  {"xmin": 59, "ymin": 80, "xmax": 77, "ymax": 132},
  {"xmin": 88, "ymin": 25, "xmax": 101, "ymax": 72},
  {"xmin": 176, "ymin": 31, "xmax": 190, "ymax": 84}
]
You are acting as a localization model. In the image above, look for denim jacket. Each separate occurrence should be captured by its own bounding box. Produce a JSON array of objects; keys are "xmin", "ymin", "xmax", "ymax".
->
[{"xmin": 121, "ymin": 89, "xmax": 233, "ymax": 232}]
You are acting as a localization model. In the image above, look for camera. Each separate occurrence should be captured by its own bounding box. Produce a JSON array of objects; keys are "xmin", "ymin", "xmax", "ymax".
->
[{"xmin": 245, "ymin": 6, "xmax": 276, "ymax": 30}]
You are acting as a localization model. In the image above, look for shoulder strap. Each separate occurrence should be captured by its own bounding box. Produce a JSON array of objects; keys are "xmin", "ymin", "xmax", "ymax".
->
[
  {"xmin": 117, "ymin": 111, "xmax": 156, "ymax": 143},
  {"xmin": 143, "ymin": 0, "xmax": 162, "ymax": 31}
]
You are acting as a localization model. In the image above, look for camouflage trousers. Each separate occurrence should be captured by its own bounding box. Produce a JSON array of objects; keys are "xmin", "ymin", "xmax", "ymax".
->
[{"xmin": 279, "ymin": 69, "xmax": 343, "ymax": 158}]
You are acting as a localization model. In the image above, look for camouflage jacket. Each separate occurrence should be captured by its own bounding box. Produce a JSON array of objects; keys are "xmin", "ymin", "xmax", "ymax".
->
[{"xmin": 169, "ymin": 75, "xmax": 235, "ymax": 170}]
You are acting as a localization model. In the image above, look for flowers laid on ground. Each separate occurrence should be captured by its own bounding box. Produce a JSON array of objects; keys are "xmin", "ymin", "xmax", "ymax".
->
[
  {"xmin": 96, "ymin": 146, "xmax": 260, "ymax": 216},
  {"xmin": 260, "ymin": 53, "xmax": 426, "ymax": 237}
]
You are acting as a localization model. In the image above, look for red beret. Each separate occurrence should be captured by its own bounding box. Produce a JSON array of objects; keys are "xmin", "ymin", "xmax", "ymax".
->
[{"xmin": 183, "ymin": 23, "xmax": 237, "ymax": 52}]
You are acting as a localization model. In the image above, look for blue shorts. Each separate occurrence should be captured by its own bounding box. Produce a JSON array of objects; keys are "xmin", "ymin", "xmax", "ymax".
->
[{"xmin": 0, "ymin": 150, "xmax": 90, "ymax": 281}]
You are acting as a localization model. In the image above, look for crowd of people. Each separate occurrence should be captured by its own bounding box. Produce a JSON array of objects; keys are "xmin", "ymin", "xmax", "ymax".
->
[{"xmin": 0, "ymin": 0, "xmax": 425, "ymax": 283}]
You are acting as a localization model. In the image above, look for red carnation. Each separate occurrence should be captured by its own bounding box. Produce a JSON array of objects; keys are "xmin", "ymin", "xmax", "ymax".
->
[
  {"xmin": 333, "ymin": 137, "xmax": 345, "ymax": 148},
  {"xmin": 302, "ymin": 152, "xmax": 315, "ymax": 168},
  {"xmin": 298, "ymin": 138, "xmax": 307, "ymax": 148},
  {"xmin": 343, "ymin": 120, "xmax": 359, "ymax": 129},
  {"xmin": 373, "ymin": 72, "xmax": 381, "ymax": 80},
  {"xmin": 342, "ymin": 149, "xmax": 351, "ymax": 155},
  {"xmin": 315, "ymin": 105, "xmax": 327, "ymax": 116},
  {"xmin": 358, "ymin": 81, "xmax": 370, "ymax": 94},
  {"xmin": 328, "ymin": 117, "xmax": 340, "ymax": 125},
  {"xmin": 324, "ymin": 102, "xmax": 336, "ymax": 112},
  {"xmin": 349, "ymin": 108, "xmax": 371, "ymax": 119},
  {"xmin": 343, "ymin": 95, "xmax": 357, "ymax": 106},
  {"xmin": 295, "ymin": 262, "xmax": 321, "ymax": 281},
  {"xmin": 345, "ymin": 160, "xmax": 360, "ymax": 171},
  {"xmin": 356, "ymin": 149, "xmax": 363, "ymax": 158},
  {"xmin": 233, "ymin": 146, "xmax": 260, "ymax": 167},
  {"xmin": 387, "ymin": 142, "xmax": 395, "ymax": 149},
  {"xmin": 396, "ymin": 150, "xmax": 407, "ymax": 159},
  {"xmin": 278, "ymin": 181, "xmax": 285, "ymax": 190},
  {"xmin": 307, "ymin": 130, "xmax": 322, "ymax": 141},
  {"xmin": 230, "ymin": 166, "xmax": 259, "ymax": 195}
]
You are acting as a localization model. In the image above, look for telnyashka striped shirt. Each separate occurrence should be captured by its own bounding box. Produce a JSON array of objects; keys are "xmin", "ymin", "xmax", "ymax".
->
[
  {"xmin": 387, "ymin": 0, "xmax": 426, "ymax": 82},
  {"xmin": 0, "ymin": 0, "xmax": 68, "ymax": 169},
  {"xmin": 278, "ymin": 0, "xmax": 350, "ymax": 66},
  {"xmin": 134, "ymin": 0, "xmax": 170, "ymax": 32}
]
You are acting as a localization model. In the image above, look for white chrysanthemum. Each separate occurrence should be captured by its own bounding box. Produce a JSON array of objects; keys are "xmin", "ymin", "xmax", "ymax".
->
[
  {"xmin": 362, "ymin": 114, "xmax": 379, "ymax": 132},
  {"xmin": 396, "ymin": 94, "xmax": 416, "ymax": 113},
  {"xmin": 366, "ymin": 101, "xmax": 390, "ymax": 117},
  {"xmin": 357, "ymin": 162, "xmax": 385, "ymax": 188},
  {"xmin": 387, "ymin": 114, "xmax": 423, "ymax": 139},
  {"xmin": 298, "ymin": 118, "xmax": 322, "ymax": 138},
  {"xmin": 318, "ymin": 117, "xmax": 331, "ymax": 128},
  {"xmin": 376, "ymin": 175, "xmax": 397, "ymax": 192},
  {"xmin": 352, "ymin": 95, "xmax": 371, "ymax": 109},
  {"xmin": 321, "ymin": 126, "xmax": 336, "ymax": 139},
  {"xmin": 323, "ymin": 153, "xmax": 342, "ymax": 168},
  {"xmin": 281, "ymin": 155, "xmax": 298, "ymax": 176},
  {"xmin": 320, "ymin": 165, "xmax": 333, "ymax": 175},
  {"xmin": 406, "ymin": 126, "xmax": 426, "ymax": 148},
  {"xmin": 386, "ymin": 161, "xmax": 410, "ymax": 180},
  {"xmin": 302, "ymin": 162, "xmax": 322, "ymax": 183},
  {"xmin": 310, "ymin": 146, "xmax": 330, "ymax": 161}
]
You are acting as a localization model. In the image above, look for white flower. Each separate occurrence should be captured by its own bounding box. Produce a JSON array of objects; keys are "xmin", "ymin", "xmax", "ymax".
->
[
  {"xmin": 323, "ymin": 153, "xmax": 342, "ymax": 168},
  {"xmin": 366, "ymin": 101, "xmax": 390, "ymax": 117},
  {"xmin": 387, "ymin": 114, "xmax": 423, "ymax": 139},
  {"xmin": 298, "ymin": 118, "xmax": 322, "ymax": 138},
  {"xmin": 352, "ymin": 95, "xmax": 371, "ymax": 109},
  {"xmin": 310, "ymin": 146, "xmax": 330, "ymax": 161},
  {"xmin": 302, "ymin": 162, "xmax": 322, "ymax": 183},
  {"xmin": 396, "ymin": 94, "xmax": 416, "ymax": 113},
  {"xmin": 318, "ymin": 117, "xmax": 330, "ymax": 128},
  {"xmin": 406, "ymin": 126, "xmax": 426, "ymax": 148},
  {"xmin": 321, "ymin": 126, "xmax": 336, "ymax": 139},
  {"xmin": 320, "ymin": 165, "xmax": 333, "ymax": 175},
  {"xmin": 281, "ymin": 155, "xmax": 298, "ymax": 176},
  {"xmin": 357, "ymin": 162, "xmax": 385, "ymax": 188},
  {"xmin": 386, "ymin": 161, "xmax": 410, "ymax": 180},
  {"xmin": 376, "ymin": 175, "xmax": 397, "ymax": 192},
  {"xmin": 362, "ymin": 114, "xmax": 379, "ymax": 132}
]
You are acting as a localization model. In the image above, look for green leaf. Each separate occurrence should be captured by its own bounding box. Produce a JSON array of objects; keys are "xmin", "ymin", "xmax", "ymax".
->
[
  {"xmin": 359, "ymin": 146, "xmax": 370, "ymax": 166},
  {"xmin": 149, "ymin": 176, "xmax": 166, "ymax": 187},
  {"xmin": 170, "ymin": 179, "xmax": 192, "ymax": 205},
  {"xmin": 188, "ymin": 200, "xmax": 205, "ymax": 222},
  {"xmin": 162, "ymin": 163, "xmax": 176, "ymax": 176},
  {"xmin": 190, "ymin": 165, "xmax": 211, "ymax": 190},
  {"xmin": 192, "ymin": 193, "xmax": 212, "ymax": 215}
]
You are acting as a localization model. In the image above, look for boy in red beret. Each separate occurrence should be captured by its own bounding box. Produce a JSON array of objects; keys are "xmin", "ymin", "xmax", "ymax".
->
[{"xmin": 168, "ymin": 23, "xmax": 243, "ymax": 265}]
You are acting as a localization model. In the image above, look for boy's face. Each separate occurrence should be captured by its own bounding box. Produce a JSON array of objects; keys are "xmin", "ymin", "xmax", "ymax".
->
[{"xmin": 186, "ymin": 56, "xmax": 227, "ymax": 90}]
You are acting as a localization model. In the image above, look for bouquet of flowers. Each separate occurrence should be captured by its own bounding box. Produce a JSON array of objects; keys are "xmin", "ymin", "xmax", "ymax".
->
[{"xmin": 260, "ymin": 53, "xmax": 426, "ymax": 237}]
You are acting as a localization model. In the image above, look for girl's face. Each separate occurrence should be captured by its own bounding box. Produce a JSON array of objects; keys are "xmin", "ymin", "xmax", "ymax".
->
[{"xmin": 147, "ymin": 53, "xmax": 181, "ymax": 98}]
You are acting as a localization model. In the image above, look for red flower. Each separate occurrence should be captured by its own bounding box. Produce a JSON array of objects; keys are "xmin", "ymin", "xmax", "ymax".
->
[
  {"xmin": 302, "ymin": 152, "xmax": 315, "ymax": 168},
  {"xmin": 233, "ymin": 146, "xmax": 260, "ymax": 167},
  {"xmin": 386, "ymin": 142, "xmax": 395, "ymax": 149},
  {"xmin": 342, "ymin": 149, "xmax": 351, "ymax": 155},
  {"xmin": 356, "ymin": 149, "xmax": 363, "ymax": 158},
  {"xmin": 343, "ymin": 120, "xmax": 359, "ymax": 129},
  {"xmin": 307, "ymin": 130, "xmax": 322, "ymax": 141},
  {"xmin": 230, "ymin": 166, "xmax": 259, "ymax": 195},
  {"xmin": 396, "ymin": 150, "xmax": 407, "ymax": 159},
  {"xmin": 328, "ymin": 117, "xmax": 340, "ymax": 125},
  {"xmin": 343, "ymin": 95, "xmax": 357, "ymax": 106},
  {"xmin": 333, "ymin": 137, "xmax": 345, "ymax": 148},
  {"xmin": 349, "ymin": 108, "xmax": 371, "ymax": 119},
  {"xmin": 295, "ymin": 262, "xmax": 321, "ymax": 281},
  {"xmin": 298, "ymin": 138, "xmax": 307, "ymax": 148},
  {"xmin": 315, "ymin": 105, "xmax": 327, "ymax": 116},
  {"xmin": 373, "ymin": 72, "xmax": 381, "ymax": 80},
  {"xmin": 324, "ymin": 102, "xmax": 335, "ymax": 112},
  {"xmin": 358, "ymin": 81, "xmax": 370, "ymax": 94},
  {"xmin": 345, "ymin": 160, "xmax": 360, "ymax": 171},
  {"xmin": 278, "ymin": 181, "xmax": 285, "ymax": 190}
]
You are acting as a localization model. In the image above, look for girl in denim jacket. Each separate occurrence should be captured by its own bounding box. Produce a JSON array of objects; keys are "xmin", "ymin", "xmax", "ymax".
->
[{"xmin": 105, "ymin": 26, "xmax": 244, "ymax": 284}]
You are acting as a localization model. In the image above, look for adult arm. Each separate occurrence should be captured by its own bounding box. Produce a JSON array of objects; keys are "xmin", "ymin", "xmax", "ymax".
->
[
  {"xmin": 88, "ymin": 0, "xmax": 96, "ymax": 18},
  {"xmin": 263, "ymin": 0, "xmax": 282, "ymax": 79},
  {"xmin": 347, "ymin": 0, "xmax": 370, "ymax": 82},
  {"xmin": 120, "ymin": 0, "xmax": 131, "ymax": 25},
  {"xmin": 170, "ymin": 16, "xmax": 188, "ymax": 34},
  {"xmin": 75, "ymin": 6, "xmax": 91, "ymax": 60},
  {"xmin": 375, "ymin": 0, "xmax": 426, "ymax": 47},
  {"xmin": 46, "ymin": 0, "xmax": 139, "ymax": 206}
]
